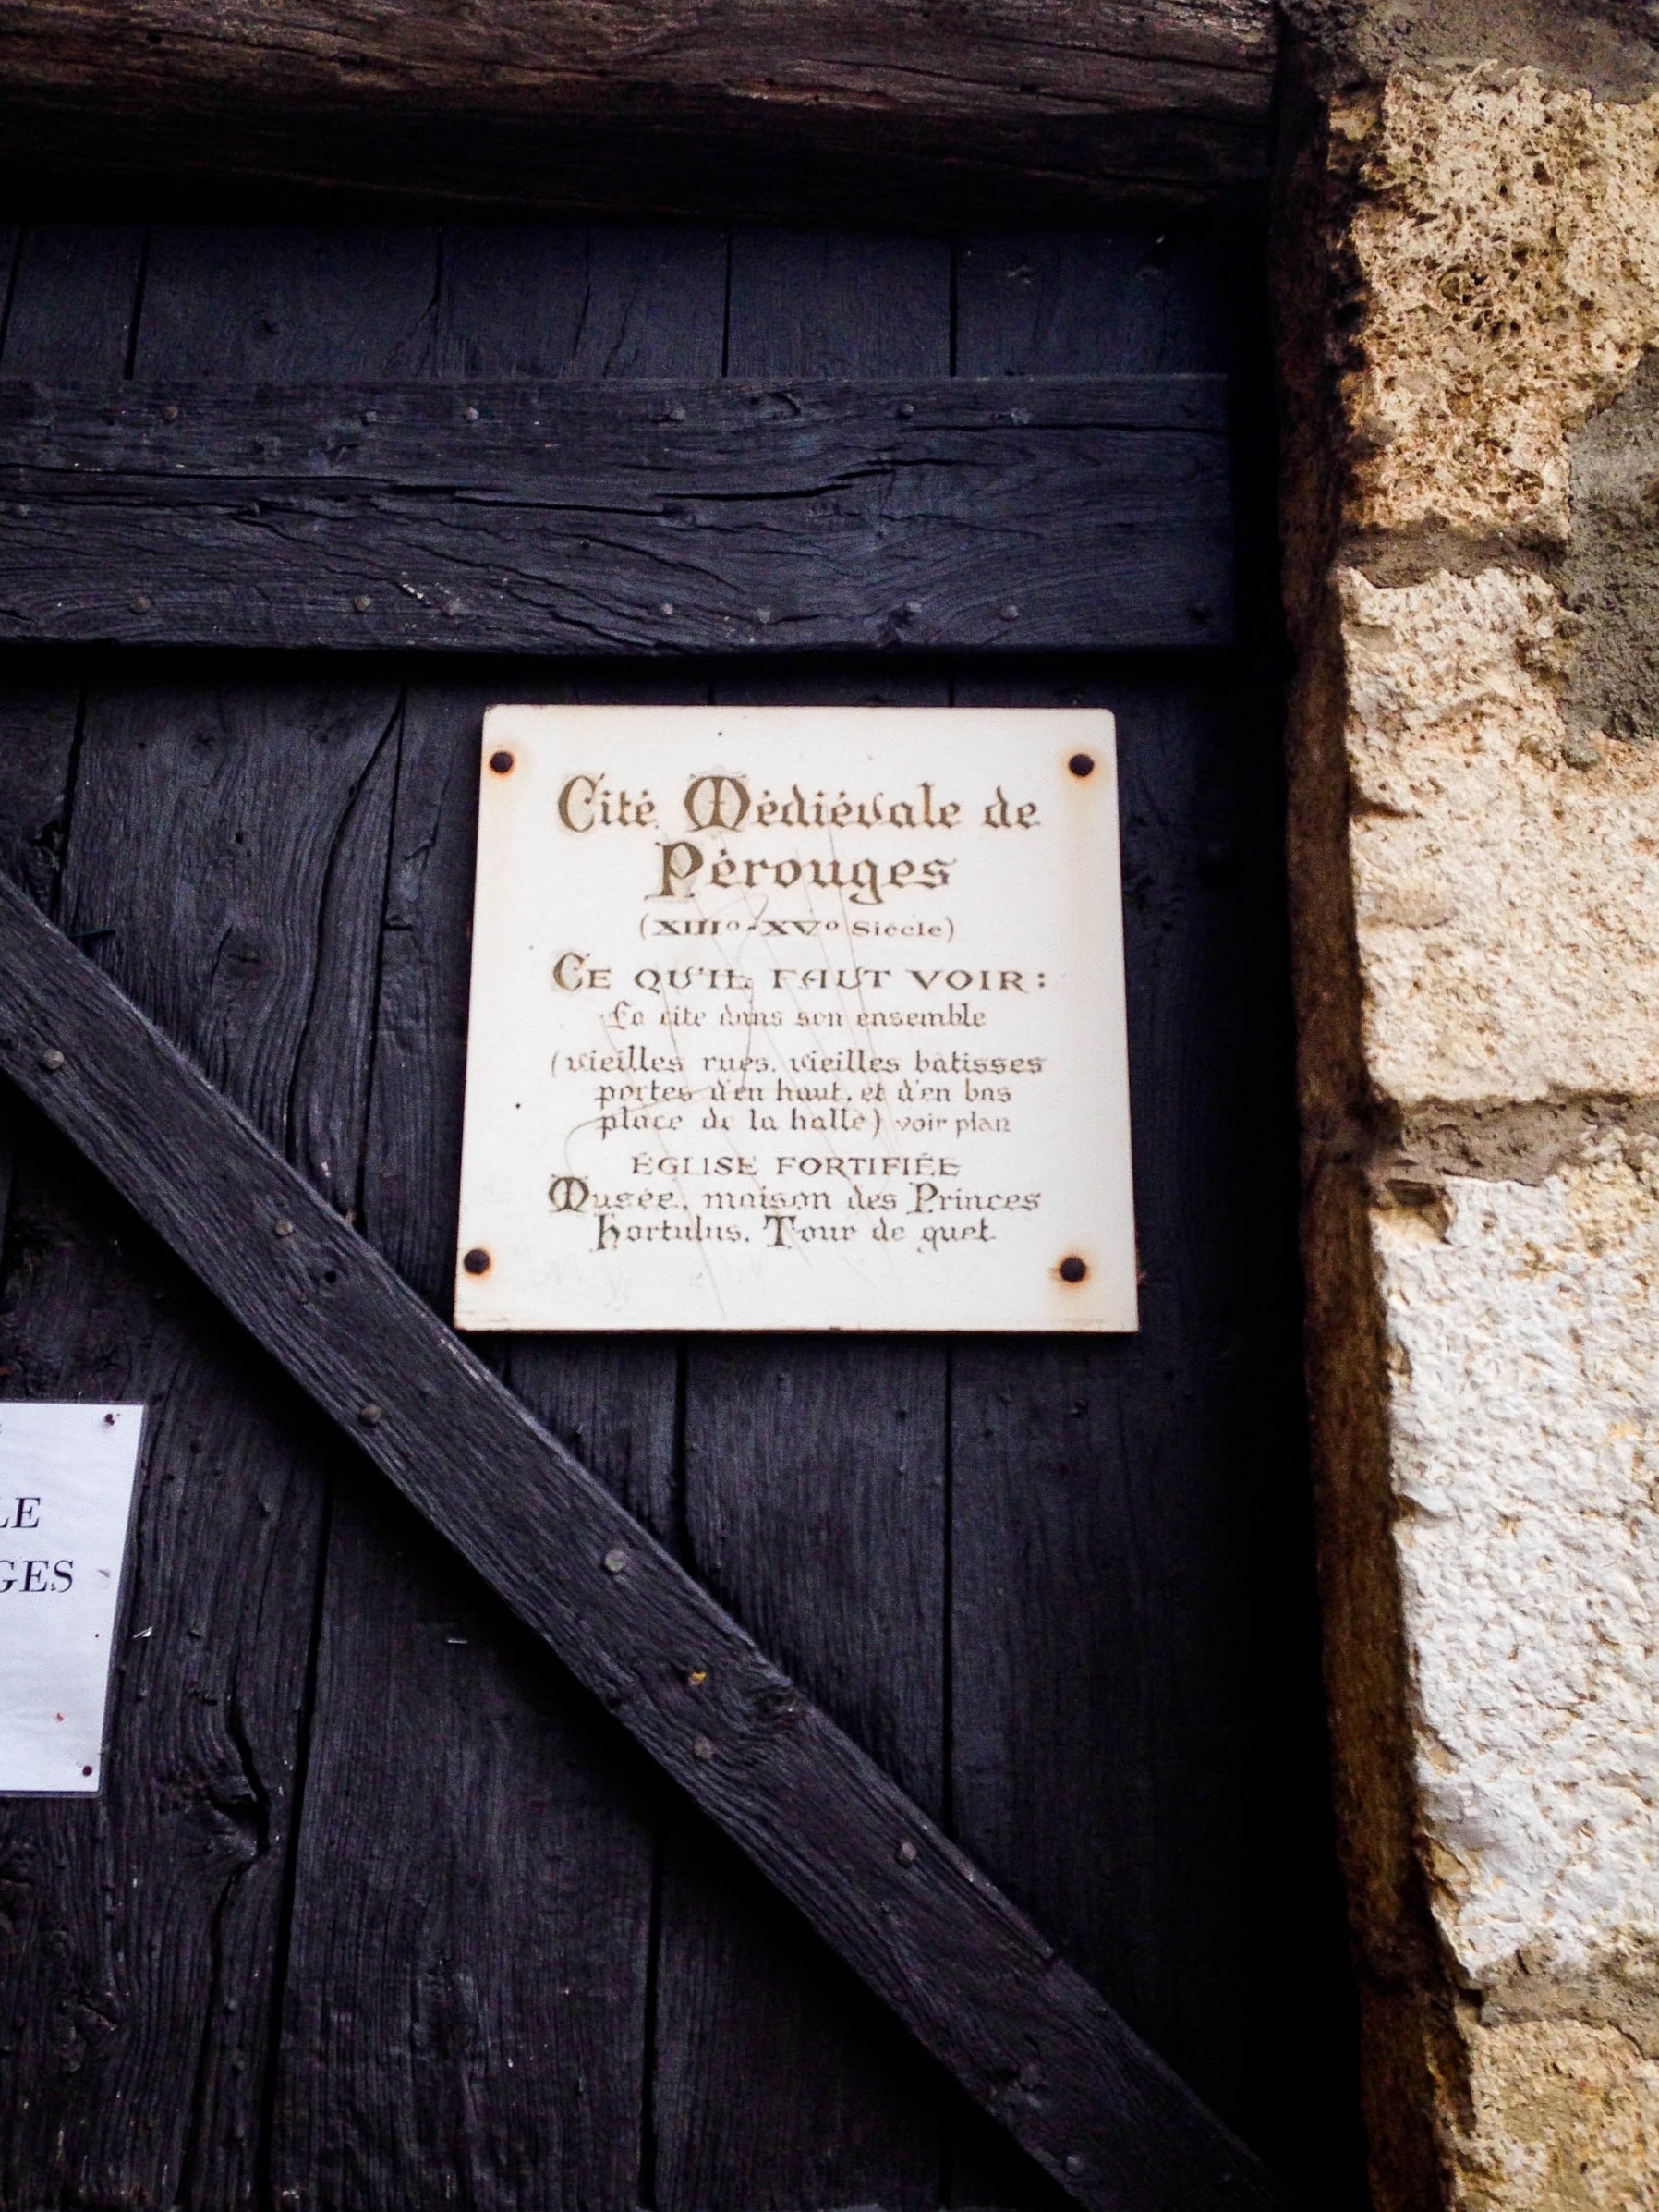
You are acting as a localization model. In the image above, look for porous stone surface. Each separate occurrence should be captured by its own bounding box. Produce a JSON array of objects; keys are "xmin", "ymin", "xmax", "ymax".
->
[
  {"xmin": 1339, "ymin": 565, "xmax": 1659, "ymax": 1105},
  {"xmin": 1338, "ymin": 70, "xmax": 1659, "ymax": 545},
  {"xmin": 1452, "ymin": 2015, "xmax": 1659, "ymax": 2210},
  {"xmin": 1280, "ymin": 30, "xmax": 1659, "ymax": 2209},
  {"xmin": 1374, "ymin": 1147, "xmax": 1659, "ymax": 1987}
]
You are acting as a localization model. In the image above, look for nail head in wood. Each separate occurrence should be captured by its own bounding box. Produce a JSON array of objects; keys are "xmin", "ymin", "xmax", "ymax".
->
[
  {"xmin": 357, "ymin": 1402, "xmax": 384, "ymax": 1428},
  {"xmin": 602, "ymin": 1546, "xmax": 629, "ymax": 1574},
  {"xmin": 692, "ymin": 1735, "xmax": 715, "ymax": 1762},
  {"xmin": 489, "ymin": 750, "xmax": 515, "ymax": 775},
  {"xmin": 352, "ymin": 593, "xmax": 372, "ymax": 612},
  {"xmin": 462, "ymin": 1246, "xmax": 491, "ymax": 1274},
  {"xmin": 273, "ymin": 1217, "xmax": 295, "ymax": 1238},
  {"xmin": 1065, "ymin": 2155, "xmax": 1086, "ymax": 2176},
  {"xmin": 1059, "ymin": 1255, "xmax": 1088, "ymax": 1283},
  {"xmin": 896, "ymin": 1838, "xmax": 918, "ymax": 1866},
  {"xmin": 38, "ymin": 1048, "xmax": 64, "ymax": 1071}
]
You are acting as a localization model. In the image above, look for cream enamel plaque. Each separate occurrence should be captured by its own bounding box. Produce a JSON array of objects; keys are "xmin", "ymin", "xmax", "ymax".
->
[{"xmin": 454, "ymin": 707, "xmax": 1136, "ymax": 1332}]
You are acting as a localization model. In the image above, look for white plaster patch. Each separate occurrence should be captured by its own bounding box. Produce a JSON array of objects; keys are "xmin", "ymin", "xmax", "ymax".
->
[
  {"xmin": 1374, "ymin": 1150, "xmax": 1659, "ymax": 1986},
  {"xmin": 1340, "ymin": 566, "xmax": 1659, "ymax": 1105}
]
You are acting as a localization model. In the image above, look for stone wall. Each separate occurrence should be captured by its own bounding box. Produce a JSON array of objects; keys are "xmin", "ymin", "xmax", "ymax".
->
[{"xmin": 1276, "ymin": 18, "xmax": 1659, "ymax": 2207}]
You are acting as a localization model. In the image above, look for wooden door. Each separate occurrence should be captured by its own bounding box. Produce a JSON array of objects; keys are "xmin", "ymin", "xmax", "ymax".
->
[{"xmin": 0, "ymin": 222, "xmax": 1364, "ymax": 2211}]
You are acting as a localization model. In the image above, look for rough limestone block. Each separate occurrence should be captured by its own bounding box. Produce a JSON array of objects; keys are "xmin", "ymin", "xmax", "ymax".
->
[
  {"xmin": 1339, "ymin": 70, "xmax": 1659, "ymax": 545},
  {"xmin": 1453, "ymin": 2016, "xmax": 1659, "ymax": 2211},
  {"xmin": 1374, "ymin": 1146, "xmax": 1659, "ymax": 1993},
  {"xmin": 1340, "ymin": 565, "xmax": 1659, "ymax": 1105}
]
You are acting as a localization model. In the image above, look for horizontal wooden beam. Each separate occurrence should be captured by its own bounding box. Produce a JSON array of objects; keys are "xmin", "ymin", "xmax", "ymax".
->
[
  {"xmin": 0, "ymin": 377, "xmax": 1233, "ymax": 654},
  {"xmin": 0, "ymin": 2, "xmax": 1276, "ymax": 224},
  {"xmin": 0, "ymin": 873, "xmax": 1285, "ymax": 2212}
]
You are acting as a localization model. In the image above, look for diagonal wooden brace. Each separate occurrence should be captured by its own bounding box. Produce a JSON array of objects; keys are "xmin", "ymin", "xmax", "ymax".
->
[{"xmin": 0, "ymin": 872, "xmax": 1284, "ymax": 2212}]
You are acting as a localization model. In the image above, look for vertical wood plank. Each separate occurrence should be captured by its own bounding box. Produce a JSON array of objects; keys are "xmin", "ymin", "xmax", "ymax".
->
[
  {"xmin": 0, "ymin": 675, "xmax": 79, "ymax": 1343},
  {"xmin": 6, "ymin": 229, "xmax": 436, "ymax": 2212},
  {"xmin": 949, "ymin": 249, "xmax": 1365, "ymax": 2206},
  {"xmin": 133, "ymin": 226, "xmax": 442, "ymax": 377},
  {"xmin": 954, "ymin": 234, "xmax": 1229, "ymax": 377},
  {"xmin": 0, "ymin": 225, "xmax": 146, "ymax": 377},
  {"xmin": 0, "ymin": 669, "xmax": 398, "ymax": 2211},
  {"xmin": 274, "ymin": 231, "xmax": 728, "ymax": 2212},
  {"xmin": 430, "ymin": 227, "xmax": 727, "ymax": 377},
  {"xmin": 726, "ymin": 232, "xmax": 951, "ymax": 378},
  {"xmin": 647, "ymin": 229, "xmax": 961, "ymax": 2212},
  {"xmin": 0, "ymin": 229, "xmax": 18, "ymax": 348}
]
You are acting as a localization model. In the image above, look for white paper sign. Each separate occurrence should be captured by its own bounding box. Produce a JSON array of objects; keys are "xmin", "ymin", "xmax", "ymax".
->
[
  {"xmin": 455, "ymin": 706, "xmax": 1137, "ymax": 1333},
  {"xmin": 0, "ymin": 1404, "xmax": 143, "ymax": 1793}
]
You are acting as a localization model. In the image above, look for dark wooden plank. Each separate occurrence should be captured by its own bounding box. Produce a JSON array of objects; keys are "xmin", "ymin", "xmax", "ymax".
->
[
  {"xmin": 277, "ymin": 675, "xmax": 696, "ymax": 2212},
  {"xmin": 942, "ymin": 668, "xmax": 1365, "ymax": 2208},
  {"xmin": 0, "ymin": 230, "xmax": 18, "ymax": 346},
  {"xmin": 0, "ymin": 676, "xmax": 397, "ymax": 2212},
  {"xmin": 659, "ymin": 675, "xmax": 953, "ymax": 2212},
  {"xmin": 0, "ymin": 672, "xmax": 78, "ymax": 1318},
  {"xmin": 0, "ymin": 375, "xmax": 1233, "ymax": 654},
  {"xmin": 944, "ymin": 243, "xmax": 1363, "ymax": 2206},
  {"xmin": 0, "ymin": 873, "xmax": 1287, "ymax": 2212},
  {"xmin": 0, "ymin": 4, "xmax": 1277, "ymax": 227},
  {"xmin": 2, "ymin": 229, "xmax": 446, "ymax": 2212},
  {"xmin": 0, "ymin": 678, "xmax": 79, "ymax": 915},
  {"xmin": 651, "ymin": 239, "xmax": 962, "ymax": 2208},
  {"xmin": 133, "ymin": 225, "xmax": 441, "ymax": 378},
  {"xmin": 0, "ymin": 225, "xmax": 145, "ymax": 376},
  {"xmin": 956, "ymin": 235, "xmax": 1229, "ymax": 378},
  {"xmin": 727, "ymin": 234, "xmax": 951, "ymax": 379},
  {"xmin": 430, "ymin": 227, "xmax": 727, "ymax": 378},
  {"xmin": 277, "ymin": 231, "xmax": 729, "ymax": 2210}
]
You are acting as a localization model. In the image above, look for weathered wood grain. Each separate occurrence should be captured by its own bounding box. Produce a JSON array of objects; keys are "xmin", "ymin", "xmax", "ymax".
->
[
  {"xmin": 648, "ymin": 251, "xmax": 977, "ymax": 2212},
  {"xmin": 134, "ymin": 226, "xmax": 442, "ymax": 379},
  {"xmin": 0, "ymin": 874, "xmax": 1287, "ymax": 2212},
  {"xmin": 0, "ymin": 373, "xmax": 1232, "ymax": 655},
  {"xmin": 0, "ymin": 679, "xmax": 398, "ymax": 2209},
  {"xmin": 956, "ymin": 232, "xmax": 1230, "ymax": 377},
  {"xmin": 0, "ymin": 226, "xmax": 145, "ymax": 377},
  {"xmin": 942, "ymin": 248, "xmax": 1367, "ymax": 2206},
  {"xmin": 429, "ymin": 227, "xmax": 728, "ymax": 379},
  {"xmin": 271, "ymin": 231, "xmax": 730, "ymax": 2212},
  {"xmin": 726, "ymin": 233, "xmax": 952, "ymax": 382},
  {"xmin": 3, "ymin": 228, "xmax": 432, "ymax": 2212},
  {"xmin": 0, "ymin": 3, "xmax": 1277, "ymax": 225}
]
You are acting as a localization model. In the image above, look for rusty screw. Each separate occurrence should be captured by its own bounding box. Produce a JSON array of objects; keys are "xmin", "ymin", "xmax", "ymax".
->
[
  {"xmin": 489, "ymin": 749, "xmax": 515, "ymax": 775},
  {"xmin": 1069, "ymin": 752, "xmax": 1095, "ymax": 778},
  {"xmin": 462, "ymin": 1247, "xmax": 491, "ymax": 1275},
  {"xmin": 1059, "ymin": 1256, "xmax": 1087, "ymax": 1284}
]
